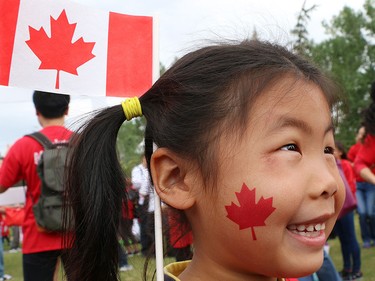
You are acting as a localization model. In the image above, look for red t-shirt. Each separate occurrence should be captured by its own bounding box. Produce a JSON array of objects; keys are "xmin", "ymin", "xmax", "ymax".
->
[
  {"xmin": 348, "ymin": 142, "xmax": 365, "ymax": 182},
  {"xmin": 347, "ymin": 142, "xmax": 361, "ymax": 162},
  {"xmin": 354, "ymin": 134, "xmax": 375, "ymax": 182},
  {"xmin": 0, "ymin": 215, "xmax": 10, "ymax": 237},
  {"xmin": 0, "ymin": 126, "xmax": 73, "ymax": 254},
  {"xmin": 340, "ymin": 159, "xmax": 356, "ymax": 195},
  {"xmin": 122, "ymin": 200, "xmax": 134, "ymax": 220},
  {"xmin": 167, "ymin": 208, "xmax": 193, "ymax": 249}
]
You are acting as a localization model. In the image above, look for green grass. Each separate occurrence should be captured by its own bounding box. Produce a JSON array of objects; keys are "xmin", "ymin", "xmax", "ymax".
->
[
  {"xmin": 3, "ymin": 214, "xmax": 375, "ymax": 280},
  {"xmin": 3, "ymin": 250, "xmax": 22, "ymax": 280},
  {"xmin": 3, "ymin": 250, "xmax": 174, "ymax": 281}
]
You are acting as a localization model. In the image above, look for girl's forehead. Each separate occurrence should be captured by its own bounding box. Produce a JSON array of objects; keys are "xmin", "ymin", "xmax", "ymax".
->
[
  {"xmin": 217, "ymin": 77, "xmax": 332, "ymax": 152},
  {"xmin": 246, "ymin": 79, "xmax": 331, "ymax": 132},
  {"xmin": 251, "ymin": 78, "xmax": 326, "ymax": 114}
]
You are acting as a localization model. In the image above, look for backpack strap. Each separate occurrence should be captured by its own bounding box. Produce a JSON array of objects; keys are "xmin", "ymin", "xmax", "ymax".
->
[
  {"xmin": 24, "ymin": 132, "xmax": 55, "ymax": 204},
  {"xmin": 26, "ymin": 132, "xmax": 56, "ymax": 149}
]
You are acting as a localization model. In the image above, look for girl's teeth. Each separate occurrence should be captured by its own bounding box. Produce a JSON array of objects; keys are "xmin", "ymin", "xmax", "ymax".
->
[
  {"xmin": 287, "ymin": 223, "xmax": 326, "ymax": 232},
  {"xmin": 289, "ymin": 230, "xmax": 321, "ymax": 237},
  {"xmin": 306, "ymin": 225, "xmax": 314, "ymax": 232},
  {"xmin": 297, "ymin": 225, "xmax": 306, "ymax": 231}
]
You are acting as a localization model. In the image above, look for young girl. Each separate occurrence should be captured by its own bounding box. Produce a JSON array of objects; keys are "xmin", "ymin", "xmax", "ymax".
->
[{"xmin": 64, "ymin": 39, "xmax": 345, "ymax": 281}]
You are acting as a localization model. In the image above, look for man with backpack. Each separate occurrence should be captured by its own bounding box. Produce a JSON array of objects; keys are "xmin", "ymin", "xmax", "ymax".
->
[{"xmin": 0, "ymin": 91, "xmax": 72, "ymax": 281}]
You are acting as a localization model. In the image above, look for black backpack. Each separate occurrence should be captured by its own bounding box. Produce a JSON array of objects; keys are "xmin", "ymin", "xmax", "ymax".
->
[{"xmin": 27, "ymin": 132, "xmax": 70, "ymax": 232}]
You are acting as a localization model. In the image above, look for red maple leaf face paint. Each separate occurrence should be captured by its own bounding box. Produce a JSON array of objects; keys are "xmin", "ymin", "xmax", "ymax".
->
[{"xmin": 225, "ymin": 183, "xmax": 276, "ymax": 240}]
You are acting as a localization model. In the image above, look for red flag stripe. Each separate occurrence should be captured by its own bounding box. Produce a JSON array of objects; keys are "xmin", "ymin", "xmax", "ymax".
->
[
  {"xmin": 0, "ymin": 0, "xmax": 21, "ymax": 86},
  {"xmin": 106, "ymin": 12, "xmax": 153, "ymax": 97}
]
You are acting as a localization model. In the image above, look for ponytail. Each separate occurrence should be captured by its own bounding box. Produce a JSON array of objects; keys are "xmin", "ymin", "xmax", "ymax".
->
[{"xmin": 64, "ymin": 105, "xmax": 127, "ymax": 281}]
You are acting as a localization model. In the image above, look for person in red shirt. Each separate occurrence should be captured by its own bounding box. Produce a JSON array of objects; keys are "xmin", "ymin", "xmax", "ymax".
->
[
  {"xmin": 347, "ymin": 126, "xmax": 365, "ymax": 163},
  {"xmin": 335, "ymin": 142, "xmax": 357, "ymax": 195},
  {"xmin": 119, "ymin": 179, "xmax": 140, "ymax": 256},
  {"xmin": 0, "ymin": 91, "xmax": 72, "ymax": 281},
  {"xmin": 333, "ymin": 141, "xmax": 362, "ymax": 280},
  {"xmin": 0, "ymin": 217, "xmax": 10, "ymax": 247},
  {"xmin": 166, "ymin": 206, "xmax": 193, "ymax": 262},
  {"xmin": 353, "ymin": 82, "xmax": 375, "ymax": 249}
]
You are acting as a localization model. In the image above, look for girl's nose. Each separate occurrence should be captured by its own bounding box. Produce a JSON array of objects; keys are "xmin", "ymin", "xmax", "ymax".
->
[{"xmin": 309, "ymin": 163, "xmax": 339, "ymax": 199}]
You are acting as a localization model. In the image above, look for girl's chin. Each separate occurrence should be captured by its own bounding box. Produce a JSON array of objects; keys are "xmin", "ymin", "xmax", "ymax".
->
[{"xmin": 279, "ymin": 259, "xmax": 324, "ymax": 279}]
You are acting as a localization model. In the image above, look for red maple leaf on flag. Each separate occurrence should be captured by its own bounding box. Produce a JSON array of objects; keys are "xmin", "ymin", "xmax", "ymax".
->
[
  {"xmin": 225, "ymin": 183, "xmax": 276, "ymax": 240},
  {"xmin": 26, "ymin": 9, "xmax": 95, "ymax": 89}
]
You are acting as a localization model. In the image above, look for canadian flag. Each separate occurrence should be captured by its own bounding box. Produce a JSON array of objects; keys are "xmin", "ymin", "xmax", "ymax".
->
[{"xmin": 0, "ymin": 0, "xmax": 156, "ymax": 97}]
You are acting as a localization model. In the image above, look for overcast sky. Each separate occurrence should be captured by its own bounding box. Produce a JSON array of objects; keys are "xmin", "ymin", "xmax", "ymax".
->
[{"xmin": 0, "ymin": 0, "xmax": 365, "ymax": 155}]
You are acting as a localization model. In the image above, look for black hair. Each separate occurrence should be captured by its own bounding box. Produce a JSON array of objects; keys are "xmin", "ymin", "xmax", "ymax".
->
[
  {"xmin": 32, "ymin": 90, "xmax": 70, "ymax": 118},
  {"xmin": 63, "ymin": 39, "xmax": 340, "ymax": 280},
  {"xmin": 335, "ymin": 140, "xmax": 348, "ymax": 160}
]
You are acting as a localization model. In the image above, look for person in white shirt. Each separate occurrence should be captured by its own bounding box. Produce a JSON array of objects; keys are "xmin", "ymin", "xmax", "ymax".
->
[{"xmin": 131, "ymin": 156, "xmax": 155, "ymax": 256}]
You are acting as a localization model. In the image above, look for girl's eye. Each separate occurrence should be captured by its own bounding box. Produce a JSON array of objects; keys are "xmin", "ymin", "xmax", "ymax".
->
[
  {"xmin": 324, "ymin": 146, "xmax": 335, "ymax": 155},
  {"xmin": 280, "ymin": 144, "xmax": 300, "ymax": 152}
]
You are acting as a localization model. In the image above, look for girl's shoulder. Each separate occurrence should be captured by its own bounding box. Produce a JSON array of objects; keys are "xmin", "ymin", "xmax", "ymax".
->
[
  {"xmin": 164, "ymin": 261, "xmax": 191, "ymax": 281},
  {"xmin": 163, "ymin": 261, "xmax": 300, "ymax": 281}
]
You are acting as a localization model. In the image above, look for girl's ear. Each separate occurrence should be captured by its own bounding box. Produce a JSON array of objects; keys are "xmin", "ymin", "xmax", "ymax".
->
[{"xmin": 150, "ymin": 148, "xmax": 196, "ymax": 210}]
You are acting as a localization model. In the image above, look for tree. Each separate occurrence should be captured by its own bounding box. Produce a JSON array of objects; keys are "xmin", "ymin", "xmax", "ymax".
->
[
  {"xmin": 290, "ymin": 0, "xmax": 317, "ymax": 57},
  {"xmin": 291, "ymin": 0, "xmax": 375, "ymax": 148},
  {"xmin": 310, "ymin": 2, "xmax": 375, "ymax": 147}
]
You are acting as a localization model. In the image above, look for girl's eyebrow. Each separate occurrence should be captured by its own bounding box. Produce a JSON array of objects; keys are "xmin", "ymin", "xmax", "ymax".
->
[{"xmin": 270, "ymin": 117, "xmax": 334, "ymax": 136}]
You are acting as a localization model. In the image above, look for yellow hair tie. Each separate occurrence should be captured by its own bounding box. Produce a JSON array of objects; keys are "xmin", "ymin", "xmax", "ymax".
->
[{"xmin": 122, "ymin": 97, "xmax": 143, "ymax": 121}]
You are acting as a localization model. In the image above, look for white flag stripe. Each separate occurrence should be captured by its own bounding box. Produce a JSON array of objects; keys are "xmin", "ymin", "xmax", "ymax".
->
[
  {"xmin": 152, "ymin": 16, "xmax": 160, "ymax": 83},
  {"xmin": 9, "ymin": 0, "xmax": 109, "ymax": 96}
]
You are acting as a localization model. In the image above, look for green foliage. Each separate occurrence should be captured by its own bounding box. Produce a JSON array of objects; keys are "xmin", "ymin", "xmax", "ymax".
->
[
  {"xmin": 117, "ymin": 117, "xmax": 146, "ymax": 176},
  {"xmin": 292, "ymin": 0, "xmax": 375, "ymax": 149}
]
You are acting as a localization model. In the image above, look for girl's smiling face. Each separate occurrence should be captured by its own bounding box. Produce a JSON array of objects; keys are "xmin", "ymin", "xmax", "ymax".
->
[{"xmin": 187, "ymin": 78, "xmax": 345, "ymax": 280}]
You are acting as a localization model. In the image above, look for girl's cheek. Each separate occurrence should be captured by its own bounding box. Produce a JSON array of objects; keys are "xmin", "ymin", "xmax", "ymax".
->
[{"xmin": 225, "ymin": 183, "xmax": 276, "ymax": 240}]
